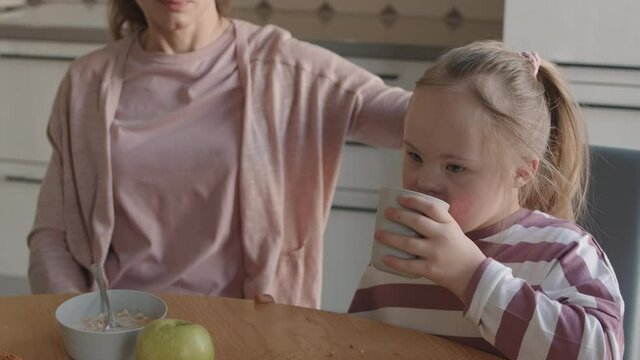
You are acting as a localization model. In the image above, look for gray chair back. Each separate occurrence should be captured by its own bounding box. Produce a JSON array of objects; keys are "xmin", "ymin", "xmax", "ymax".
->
[{"xmin": 579, "ymin": 146, "xmax": 640, "ymax": 360}]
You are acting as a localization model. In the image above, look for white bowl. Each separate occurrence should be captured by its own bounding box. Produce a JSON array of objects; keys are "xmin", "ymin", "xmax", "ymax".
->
[{"xmin": 55, "ymin": 290, "xmax": 168, "ymax": 360}]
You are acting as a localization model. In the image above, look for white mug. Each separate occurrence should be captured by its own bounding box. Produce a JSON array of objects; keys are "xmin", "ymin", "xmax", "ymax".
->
[{"xmin": 371, "ymin": 187, "xmax": 450, "ymax": 278}]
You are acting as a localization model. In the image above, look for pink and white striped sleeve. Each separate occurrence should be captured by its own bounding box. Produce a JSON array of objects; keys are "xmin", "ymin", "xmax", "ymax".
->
[{"xmin": 464, "ymin": 235, "xmax": 624, "ymax": 360}]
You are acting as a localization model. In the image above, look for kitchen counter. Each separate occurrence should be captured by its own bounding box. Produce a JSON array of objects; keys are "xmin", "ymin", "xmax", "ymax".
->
[{"xmin": 0, "ymin": 3, "xmax": 502, "ymax": 60}]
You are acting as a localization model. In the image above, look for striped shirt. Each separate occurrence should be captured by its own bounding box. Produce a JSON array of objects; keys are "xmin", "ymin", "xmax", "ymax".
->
[{"xmin": 348, "ymin": 209, "xmax": 624, "ymax": 359}]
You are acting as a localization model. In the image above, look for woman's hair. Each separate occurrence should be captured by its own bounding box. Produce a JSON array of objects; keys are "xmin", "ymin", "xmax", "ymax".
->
[
  {"xmin": 109, "ymin": 0, "xmax": 234, "ymax": 40},
  {"xmin": 417, "ymin": 41, "xmax": 589, "ymax": 222}
]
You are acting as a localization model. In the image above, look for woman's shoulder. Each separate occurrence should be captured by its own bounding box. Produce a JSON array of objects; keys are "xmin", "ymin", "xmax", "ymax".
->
[
  {"xmin": 232, "ymin": 19, "xmax": 375, "ymax": 86},
  {"xmin": 233, "ymin": 18, "xmax": 328, "ymax": 59}
]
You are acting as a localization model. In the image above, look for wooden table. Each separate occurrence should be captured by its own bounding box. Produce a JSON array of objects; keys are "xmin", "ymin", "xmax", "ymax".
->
[{"xmin": 0, "ymin": 294, "xmax": 499, "ymax": 359}]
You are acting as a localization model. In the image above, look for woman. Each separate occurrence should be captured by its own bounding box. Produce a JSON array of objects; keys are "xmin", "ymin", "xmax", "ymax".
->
[{"xmin": 27, "ymin": 0, "xmax": 410, "ymax": 308}]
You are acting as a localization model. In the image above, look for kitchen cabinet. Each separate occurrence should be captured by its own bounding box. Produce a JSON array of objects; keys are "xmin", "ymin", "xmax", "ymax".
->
[
  {"xmin": 346, "ymin": 56, "xmax": 431, "ymax": 92},
  {"xmin": 0, "ymin": 54, "xmax": 68, "ymax": 162},
  {"xmin": 0, "ymin": 162, "xmax": 45, "ymax": 282},
  {"xmin": 0, "ymin": 38, "xmax": 99, "ymax": 163},
  {"xmin": 321, "ymin": 208, "xmax": 376, "ymax": 312},
  {"xmin": 505, "ymin": 1, "xmax": 640, "ymax": 152},
  {"xmin": 335, "ymin": 143, "xmax": 403, "ymax": 202},
  {"xmin": 322, "ymin": 132, "xmax": 404, "ymax": 313},
  {"xmin": 504, "ymin": 0, "xmax": 640, "ymax": 68},
  {"xmin": 0, "ymin": 40, "xmax": 90, "ymax": 293},
  {"xmin": 583, "ymin": 107, "xmax": 640, "ymax": 150},
  {"xmin": 566, "ymin": 65, "xmax": 640, "ymax": 151}
]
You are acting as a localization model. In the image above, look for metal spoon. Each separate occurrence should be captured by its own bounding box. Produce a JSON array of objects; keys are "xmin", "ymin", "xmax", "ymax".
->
[{"xmin": 89, "ymin": 263, "xmax": 120, "ymax": 331}]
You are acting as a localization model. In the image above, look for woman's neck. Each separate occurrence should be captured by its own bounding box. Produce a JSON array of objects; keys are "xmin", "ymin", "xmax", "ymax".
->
[{"xmin": 141, "ymin": 11, "xmax": 229, "ymax": 54}]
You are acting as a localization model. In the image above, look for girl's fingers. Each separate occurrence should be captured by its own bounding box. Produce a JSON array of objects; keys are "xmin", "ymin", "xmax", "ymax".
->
[
  {"xmin": 382, "ymin": 255, "xmax": 426, "ymax": 276},
  {"xmin": 376, "ymin": 230, "xmax": 430, "ymax": 257},
  {"xmin": 384, "ymin": 206, "xmax": 439, "ymax": 237},
  {"xmin": 398, "ymin": 195, "xmax": 450, "ymax": 223}
]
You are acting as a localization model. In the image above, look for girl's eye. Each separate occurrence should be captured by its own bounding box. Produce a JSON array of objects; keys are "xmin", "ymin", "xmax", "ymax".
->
[
  {"xmin": 407, "ymin": 152, "xmax": 422, "ymax": 163},
  {"xmin": 446, "ymin": 164, "xmax": 465, "ymax": 173}
]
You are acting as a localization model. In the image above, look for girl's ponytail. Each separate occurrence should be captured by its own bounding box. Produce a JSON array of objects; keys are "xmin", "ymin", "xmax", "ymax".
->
[{"xmin": 525, "ymin": 61, "xmax": 589, "ymax": 222}]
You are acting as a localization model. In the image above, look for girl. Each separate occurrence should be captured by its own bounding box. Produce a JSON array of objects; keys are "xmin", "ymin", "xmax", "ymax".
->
[{"xmin": 348, "ymin": 41, "xmax": 624, "ymax": 359}]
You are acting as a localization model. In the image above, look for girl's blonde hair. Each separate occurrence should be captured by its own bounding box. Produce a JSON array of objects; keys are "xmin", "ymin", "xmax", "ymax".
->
[
  {"xmin": 109, "ymin": 0, "xmax": 234, "ymax": 40},
  {"xmin": 417, "ymin": 41, "xmax": 589, "ymax": 222}
]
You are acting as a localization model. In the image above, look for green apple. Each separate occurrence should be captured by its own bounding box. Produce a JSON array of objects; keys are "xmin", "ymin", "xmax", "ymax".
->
[{"xmin": 135, "ymin": 318, "xmax": 215, "ymax": 360}]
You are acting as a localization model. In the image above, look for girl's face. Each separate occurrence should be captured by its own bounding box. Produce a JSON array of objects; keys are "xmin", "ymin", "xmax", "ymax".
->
[
  {"xmin": 136, "ymin": 0, "xmax": 217, "ymax": 34},
  {"xmin": 402, "ymin": 86, "xmax": 521, "ymax": 233}
]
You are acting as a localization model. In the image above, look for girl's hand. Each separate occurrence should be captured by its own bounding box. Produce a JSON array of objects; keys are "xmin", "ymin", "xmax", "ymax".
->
[{"xmin": 377, "ymin": 195, "xmax": 486, "ymax": 300}]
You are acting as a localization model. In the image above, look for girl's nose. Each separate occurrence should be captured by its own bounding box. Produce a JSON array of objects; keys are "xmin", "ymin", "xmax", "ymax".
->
[{"xmin": 415, "ymin": 173, "xmax": 442, "ymax": 198}]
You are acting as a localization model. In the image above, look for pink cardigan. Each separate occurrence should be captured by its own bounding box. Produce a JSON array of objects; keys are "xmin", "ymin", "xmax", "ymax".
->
[{"xmin": 28, "ymin": 19, "xmax": 410, "ymax": 308}]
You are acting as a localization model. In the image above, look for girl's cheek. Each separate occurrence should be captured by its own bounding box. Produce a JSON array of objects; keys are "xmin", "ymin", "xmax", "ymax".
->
[
  {"xmin": 447, "ymin": 196, "xmax": 476, "ymax": 231},
  {"xmin": 402, "ymin": 173, "xmax": 419, "ymax": 192}
]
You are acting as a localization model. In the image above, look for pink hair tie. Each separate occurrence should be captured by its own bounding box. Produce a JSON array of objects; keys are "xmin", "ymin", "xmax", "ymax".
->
[{"xmin": 521, "ymin": 51, "xmax": 542, "ymax": 76}]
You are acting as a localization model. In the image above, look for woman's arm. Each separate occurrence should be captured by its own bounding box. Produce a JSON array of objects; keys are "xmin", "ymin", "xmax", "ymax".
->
[
  {"xmin": 275, "ymin": 34, "xmax": 412, "ymax": 149},
  {"xmin": 347, "ymin": 74, "xmax": 411, "ymax": 149},
  {"xmin": 28, "ymin": 75, "xmax": 88, "ymax": 294}
]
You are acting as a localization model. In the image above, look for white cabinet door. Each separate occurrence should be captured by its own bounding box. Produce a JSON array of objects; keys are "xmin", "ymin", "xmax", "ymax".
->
[
  {"xmin": 0, "ymin": 162, "xmax": 46, "ymax": 279},
  {"xmin": 583, "ymin": 107, "xmax": 640, "ymax": 150},
  {"xmin": 347, "ymin": 57, "xmax": 432, "ymax": 91},
  {"xmin": 562, "ymin": 66, "xmax": 640, "ymax": 109},
  {"xmin": 504, "ymin": 0, "xmax": 640, "ymax": 67},
  {"xmin": 0, "ymin": 56, "xmax": 70, "ymax": 162},
  {"xmin": 558, "ymin": 66, "xmax": 640, "ymax": 150},
  {"xmin": 322, "ymin": 208, "xmax": 376, "ymax": 313},
  {"xmin": 333, "ymin": 144, "xmax": 403, "ymax": 210}
]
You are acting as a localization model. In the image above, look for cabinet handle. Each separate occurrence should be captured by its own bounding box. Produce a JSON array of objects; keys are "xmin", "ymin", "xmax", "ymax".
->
[
  {"xmin": 0, "ymin": 53, "xmax": 76, "ymax": 62},
  {"xmin": 375, "ymin": 73, "xmax": 400, "ymax": 81},
  {"xmin": 4, "ymin": 175, "xmax": 43, "ymax": 184},
  {"xmin": 345, "ymin": 140, "xmax": 370, "ymax": 147},
  {"xmin": 331, "ymin": 205, "xmax": 376, "ymax": 213}
]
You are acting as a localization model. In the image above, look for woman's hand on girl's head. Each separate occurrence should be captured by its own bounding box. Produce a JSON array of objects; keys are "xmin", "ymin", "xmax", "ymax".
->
[{"xmin": 377, "ymin": 195, "xmax": 486, "ymax": 300}]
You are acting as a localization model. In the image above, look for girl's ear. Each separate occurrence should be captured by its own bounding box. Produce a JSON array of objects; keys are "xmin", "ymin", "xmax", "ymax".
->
[{"xmin": 513, "ymin": 157, "xmax": 539, "ymax": 188}]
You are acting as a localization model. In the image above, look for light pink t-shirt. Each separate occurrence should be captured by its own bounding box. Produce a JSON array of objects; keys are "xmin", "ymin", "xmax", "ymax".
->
[{"xmin": 105, "ymin": 24, "xmax": 245, "ymax": 296}]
